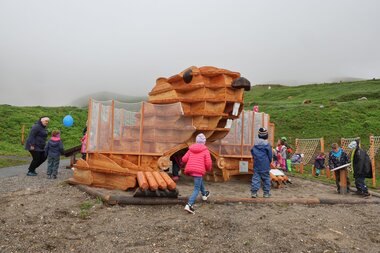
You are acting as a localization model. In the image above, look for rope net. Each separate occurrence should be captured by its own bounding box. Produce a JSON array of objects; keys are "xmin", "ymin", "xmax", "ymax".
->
[
  {"xmin": 295, "ymin": 138, "xmax": 323, "ymax": 165},
  {"xmin": 340, "ymin": 137, "xmax": 360, "ymax": 157},
  {"xmin": 370, "ymin": 136, "xmax": 380, "ymax": 159}
]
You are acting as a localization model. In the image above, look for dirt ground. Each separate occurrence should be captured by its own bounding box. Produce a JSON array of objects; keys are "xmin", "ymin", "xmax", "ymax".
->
[{"xmin": 1, "ymin": 166, "xmax": 380, "ymax": 253}]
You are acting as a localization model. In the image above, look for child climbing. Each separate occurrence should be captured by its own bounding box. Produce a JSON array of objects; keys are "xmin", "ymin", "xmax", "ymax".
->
[
  {"xmin": 182, "ymin": 133, "xmax": 212, "ymax": 214},
  {"xmin": 251, "ymin": 128, "xmax": 272, "ymax": 198},
  {"xmin": 314, "ymin": 152, "xmax": 326, "ymax": 176}
]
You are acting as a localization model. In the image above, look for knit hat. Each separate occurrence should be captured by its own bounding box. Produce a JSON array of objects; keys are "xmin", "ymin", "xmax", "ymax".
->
[
  {"xmin": 196, "ymin": 133, "xmax": 206, "ymax": 144},
  {"xmin": 52, "ymin": 130, "xmax": 60, "ymax": 137},
  {"xmin": 258, "ymin": 128, "xmax": 268, "ymax": 140},
  {"xmin": 348, "ymin": 141, "xmax": 357, "ymax": 149}
]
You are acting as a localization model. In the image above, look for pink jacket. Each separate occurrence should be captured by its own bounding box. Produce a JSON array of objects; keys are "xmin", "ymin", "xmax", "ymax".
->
[
  {"xmin": 81, "ymin": 134, "xmax": 87, "ymax": 153},
  {"xmin": 182, "ymin": 143, "xmax": 212, "ymax": 177}
]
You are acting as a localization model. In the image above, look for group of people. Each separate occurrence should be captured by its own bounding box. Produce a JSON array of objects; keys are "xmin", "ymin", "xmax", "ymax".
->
[
  {"xmin": 25, "ymin": 117, "xmax": 64, "ymax": 179},
  {"xmin": 24, "ymin": 116, "xmax": 88, "ymax": 179},
  {"xmin": 25, "ymin": 116, "xmax": 372, "ymax": 215},
  {"xmin": 314, "ymin": 141, "xmax": 372, "ymax": 197}
]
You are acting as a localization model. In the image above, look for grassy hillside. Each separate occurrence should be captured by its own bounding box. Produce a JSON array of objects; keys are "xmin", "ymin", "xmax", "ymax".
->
[
  {"xmin": 0, "ymin": 105, "xmax": 88, "ymax": 156},
  {"xmin": 244, "ymin": 79, "xmax": 380, "ymax": 149},
  {"xmin": 1, "ymin": 79, "xmax": 379, "ymax": 156}
]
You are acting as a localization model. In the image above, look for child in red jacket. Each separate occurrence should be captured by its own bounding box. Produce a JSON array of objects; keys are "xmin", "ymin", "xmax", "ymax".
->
[{"xmin": 182, "ymin": 133, "xmax": 212, "ymax": 214}]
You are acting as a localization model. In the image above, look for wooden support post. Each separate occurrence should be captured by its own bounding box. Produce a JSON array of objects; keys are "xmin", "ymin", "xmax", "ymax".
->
[
  {"xmin": 369, "ymin": 135, "xmax": 376, "ymax": 187},
  {"xmin": 339, "ymin": 168, "xmax": 348, "ymax": 195},
  {"xmin": 21, "ymin": 124, "xmax": 25, "ymax": 145}
]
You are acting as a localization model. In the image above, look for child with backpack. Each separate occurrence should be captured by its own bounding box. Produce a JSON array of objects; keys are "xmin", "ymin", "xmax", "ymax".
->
[
  {"xmin": 44, "ymin": 130, "xmax": 64, "ymax": 179},
  {"xmin": 182, "ymin": 133, "xmax": 212, "ymax": 214}
]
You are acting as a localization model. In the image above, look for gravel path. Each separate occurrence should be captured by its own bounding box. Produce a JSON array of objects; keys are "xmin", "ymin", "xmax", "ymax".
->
[{"xmin": 1, "ymin": 163, "xmax": 380, "ymax": 253}]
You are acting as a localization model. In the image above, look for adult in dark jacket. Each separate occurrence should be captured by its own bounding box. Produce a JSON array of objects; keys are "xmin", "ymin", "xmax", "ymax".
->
[
  {"xmin": 328, "ymin": 143, "xmax": 350, "ymax": 193},
  {"xmin": 250, "ymin": 128, "xmax": 273, "ymax": 198},
  {"xmin": 348, "ymin": 140, "xmax": 371, "ymax": 197},
  {"xmin": 25, "ymin": 117, "xmax": 49, "ymax": 176}
]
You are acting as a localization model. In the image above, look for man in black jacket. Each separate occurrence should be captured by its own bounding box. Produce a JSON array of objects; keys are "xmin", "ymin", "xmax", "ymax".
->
[
  {"xmin": 25, "ymin": 116, "xmax": 49, "ymax": 176},
  {"xmin": 348, "ymin": 140, "xmax": 372, "ymax": 197}
]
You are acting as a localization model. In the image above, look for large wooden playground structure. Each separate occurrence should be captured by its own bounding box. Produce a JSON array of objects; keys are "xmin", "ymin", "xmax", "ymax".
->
[
  {"xmin": 69, "ymin": 66, "xmax": 275, "ymax": 194},
  {"xmin": 68, "ymin": 65, "xmax": 380, "ymax": 197}
]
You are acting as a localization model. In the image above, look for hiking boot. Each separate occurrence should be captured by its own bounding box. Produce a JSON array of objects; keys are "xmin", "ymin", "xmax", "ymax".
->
[
  {"xmin": 263, "ymin": 193, "xmax": 271, "ymax": 198},
  {"xmin": 27, "ymin": 172, "xmax": 37, "ymax": 176},
  {"xmin": 352, "ymin": 190, "xmax": 363, "ymax": 195},
  {"xmin": 251, "ymin": 192, "xmax": 258, "ymax": 198},
  {"xmin": 202, "ymin": 191, "xmax": 210, "ymax": 201},
  {"xmin": 362, "ymin": 192, "xmax": 371, "ymax": 198},
  {"xmin": 184, "ymin": 204, "xmax": 195, "ymax": 214}
]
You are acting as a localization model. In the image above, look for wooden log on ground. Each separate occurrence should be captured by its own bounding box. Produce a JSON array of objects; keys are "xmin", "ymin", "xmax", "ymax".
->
[
  {"xmin": 137, "ymin": 171, "xmax": 149, "ymax": 190},
  {"xmin": 145, "ymin": 171, "xmax": 158, "ymax": 191},
  {"xmin": 152, "ymin": 171, "xmax": 167, "ymax": 190},
  {"xmin": 159, "ymin": 172, "xmax": 176, "ymax": 190}
]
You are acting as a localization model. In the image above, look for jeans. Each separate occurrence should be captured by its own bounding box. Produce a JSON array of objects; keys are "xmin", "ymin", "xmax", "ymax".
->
[
  {"xmin": 47, "ymin": 157, "xmax": 60, "ymax": 176},
  {"xmin": 355, "ymin": 177, "xmax": 368, "ymax": 193},
  {"xmin": 251, "ymin": 171, "xmax": 271, "ymax": 194},
  {"xmin": 28, "ymin": 150, "xmax": 47, "ymax": 173},
  {"xmin": 172, "ymin": 163, "xmax": 180, "ymax": 177},
  {"xmin": 188, "ymin": 176, "xmax": 206, "ymax": 205}
]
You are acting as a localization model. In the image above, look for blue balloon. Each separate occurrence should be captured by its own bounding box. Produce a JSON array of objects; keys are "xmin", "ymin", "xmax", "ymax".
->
[{"xmin": 63, "ymin": 115, "xmax": 74, "ymax": 127}]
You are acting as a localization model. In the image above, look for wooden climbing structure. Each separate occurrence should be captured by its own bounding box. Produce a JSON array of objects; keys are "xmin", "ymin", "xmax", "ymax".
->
[{"xmin": 69, "ymin": 66, "xmax": 269, "ymax": 193}]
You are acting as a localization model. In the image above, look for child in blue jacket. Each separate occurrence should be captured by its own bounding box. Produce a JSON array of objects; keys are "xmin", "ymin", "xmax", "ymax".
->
[
  {"xmin": 251, "ymin": 128, "xmax": 273, "ymax": 198},
  {"xmin": 45, "ymin": 130, "xmax": 64, "ymax": 179}
]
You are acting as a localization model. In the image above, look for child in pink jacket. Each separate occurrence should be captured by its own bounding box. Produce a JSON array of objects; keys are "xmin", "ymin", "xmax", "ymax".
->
[{"xmin": 182, "ymin": 133, "xmax": 212, "ymax": 214}]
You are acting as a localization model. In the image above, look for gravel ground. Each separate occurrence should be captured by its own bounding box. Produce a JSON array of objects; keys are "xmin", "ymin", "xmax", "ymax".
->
[{"xmin": 1, "ymin": 164, "xmax": 380, "ymax": 253}]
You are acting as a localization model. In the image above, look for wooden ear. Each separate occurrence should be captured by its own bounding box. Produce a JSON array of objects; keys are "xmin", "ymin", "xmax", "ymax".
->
[{"xmin": 183, "ymin": 69, "xmax": 193, "ymax": 83}]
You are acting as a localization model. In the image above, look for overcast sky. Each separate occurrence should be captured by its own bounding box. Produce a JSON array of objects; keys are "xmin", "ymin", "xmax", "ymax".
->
[{"xmin": 1, "ymin": 0, "xmax": 379, "ymax": 106}]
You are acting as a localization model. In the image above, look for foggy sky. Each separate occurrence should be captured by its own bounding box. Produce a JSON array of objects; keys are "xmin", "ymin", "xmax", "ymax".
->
[{"xmin": 1, "ymin": 0, "xmax": 379, "ymax": 106}]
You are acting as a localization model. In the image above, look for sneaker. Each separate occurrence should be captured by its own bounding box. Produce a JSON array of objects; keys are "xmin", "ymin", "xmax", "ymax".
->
[
  {"xmin": 251, "ymin": 192, "xmax": 258, "ymax": 198},
  {"xmin": 47, "ymin": 175, "xmax": 52, "ymax": 179},
  {"xmin": 172, "ymin": 176, "xmax": 179, "ymax": 181},
  {"xmin": 27, "ymin": 172, "xmax": 37, "ymax": 176},
  {"xmin": 263, "ymin": 193, "xmax": 271, "ymax": 198},
  {"xmin": 53, "ymin": 175, "xmax": 57, "ymax": 179},
  {"xmin": 184, "ymin": 204, "xmax": 195, "ymax": 214},
  {"xmin": 202, "ymin": 191, "xmax": 210, "ymax": 201}
]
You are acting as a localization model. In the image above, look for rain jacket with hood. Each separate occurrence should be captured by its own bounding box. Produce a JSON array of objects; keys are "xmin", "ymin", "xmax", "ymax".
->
[
  {"xmin": 251, "ymin": 139, "xmax": 272, "ymax": 173},
  {"xmin": 182, "ymin": 143, "xmax": 212, "ymax": 177},
  {"xmin": 45, "ymin": 136, "xmax": 64, "ymax": 158}
]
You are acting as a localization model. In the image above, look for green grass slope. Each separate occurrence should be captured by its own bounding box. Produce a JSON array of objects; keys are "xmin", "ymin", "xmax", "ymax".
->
[
  {"xmin": 244, "ymin": 79, "xmax": 380, "ymax": 149},
  {"xmin": 1, "ymin": 79, "xmax": 379, "ymax": 156},
  {"xmin": 0, "ymin": 105, "xmax": 88, "ymax": 156}
]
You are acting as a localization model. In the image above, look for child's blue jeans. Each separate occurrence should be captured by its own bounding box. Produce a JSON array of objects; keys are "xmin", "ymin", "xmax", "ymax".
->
[
  {"xmin": 188, "ymin": 176, "xmax": 206, "ymax": 205},
  {"xmin": 47, "ymin": 156, "xmax": 60, "ymax": 176},
  {"xmin": 251, "ymin": 171, "xmax": 271, "ymax": 194}
]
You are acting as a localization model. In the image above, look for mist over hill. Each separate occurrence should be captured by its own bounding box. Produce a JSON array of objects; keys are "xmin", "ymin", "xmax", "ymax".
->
[{"xmin": 70, "ymin": 91, "xmax": 147, "ymax": 107}]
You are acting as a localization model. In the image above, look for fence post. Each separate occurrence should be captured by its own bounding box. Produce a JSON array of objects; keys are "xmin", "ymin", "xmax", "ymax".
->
[{"xmin": 369, "ymin": 135, "xmax": 376, "ymax": 187}]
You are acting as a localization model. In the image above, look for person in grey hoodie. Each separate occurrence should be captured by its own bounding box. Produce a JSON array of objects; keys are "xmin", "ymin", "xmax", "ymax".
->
[
  {"xmin": 250, "ymin": 128, "xmax": 273, "ymax": 198},
  {"xmin": 45, "ymin": 130, "xmax": 64, "ymax": 179}
]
